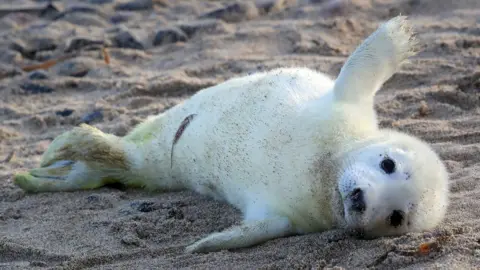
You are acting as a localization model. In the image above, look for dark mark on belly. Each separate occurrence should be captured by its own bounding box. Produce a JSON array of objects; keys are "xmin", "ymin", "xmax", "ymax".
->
[{"xmin": 171, "ymin": 114, "xmax": 197, "ymax": 168}]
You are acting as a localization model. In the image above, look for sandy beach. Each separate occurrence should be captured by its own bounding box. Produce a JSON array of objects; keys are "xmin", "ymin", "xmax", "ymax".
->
[{"xmin": 0, "ymin": 0, "xmax": 479, "ymax": 269}]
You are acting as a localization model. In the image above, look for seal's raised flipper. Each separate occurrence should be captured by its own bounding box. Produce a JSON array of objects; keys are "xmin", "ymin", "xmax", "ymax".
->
[
  {"xmin": 185, "ymin": 216, "xmax": 293, "ymax": 253},
  {"xmin": 14, "ymin": 124, "xmax": 134, "ymax": 193},
  {"xmin": 333, "ymin": 16, "xmax": 419, "ymax": 104}
]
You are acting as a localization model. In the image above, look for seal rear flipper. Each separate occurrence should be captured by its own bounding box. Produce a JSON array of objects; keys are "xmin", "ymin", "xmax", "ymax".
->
[
  {"xmin": 14, "ymin": 124, "xmax": 135, "ymax": 193},
  {"xmin": 14, "ymin": 161, "xmax": 124, "ymax": 192},
  {"xmin": 185, "ymin": 216, "xmax": 293, "ymax": 253}
]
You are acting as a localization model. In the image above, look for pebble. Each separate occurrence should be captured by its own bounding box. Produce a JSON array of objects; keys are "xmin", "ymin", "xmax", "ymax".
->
[
  {"xmin": 10, "ymin": 37, "xmax": 57, "ymax": 59},
  {"xmin": 52, "ymin": 6, "xmax": 107, "ymax": 21},
  {"xmin": 55, "ymin": 109, "xmax": 74, "ymax": 117},
  {"xmin": 115, "ymin": 0, "xmax": 153, "ymax": 11},
  {"xmin": 110, "ymin": 13, "xmax": 135, "ymax": 24},
  {"xmin": 30, "ymin": 261, "xmax": 47, "ymax": 267},
  {"xmin": 65, "ymin": 37, "xmax": 105, "ymax": 53},
  {"xmin": 111, "ymin": 123, "xmax": 129, "ymax": 136},
  {"xmin": 35, "ymin": 140, "xmax": 51, "ymax": 154},
  {"xmin": 256, "ymin": 0, "xmax": 295, "ymax": 14},
  {"xmin": 0, "ymin": 63, "xmax": 22, "ymax": 79},
  {"xmin": 28, "ymin": 70, "xmax": 49, "ymax": 80},
  {"xmin": 112, "ymin": 30, "xmax": 145, "ymax": 50},
  {"xmin": 39, "ymin": 3, "xmax": 62, "ymax": 19},
  {"xmin": 54, "ymin": 57, "xmax": 97, "ymax": 77},
  {"xmin": 200, "ymin": 2, "xmax": 259, "ymax": 22},
  {"xmin": 153, "ymin": 28, "xmax": 187, "ymax": 46},
  {"xmin": 0, "ymin": 49, "xmax": 22, "ymax": 64},
  {"xmin": 0, "ymin": 12, "xmax": 37, "ymax": 30},
  {"xmin": 88, "ymin": 0, "xmax": 114, "ymax": 4},
  {"xmin": 177, "ymin": 19, "xmax": 226, "ymax": 37},
  {"xmin": 23, "ymin": 116, "xmax": 47, "ymax": 132},
  {"xmin": 121, "ymin": 234, "xmax": 142, "ymax": 246},
  {"xmin": 20, "ymin": 82, "xmax": 54, "ymax": 94},
  {"xmin": 82, "ymin": 194, "xmax": 114, "ymax": 210},
  {"xmin": 166, "ymin": 207, "xmax": 184, "ymax": 219},
  {"xmin": 81, "ymin": 109, "xmax": 104, "ymax": 124},
  {"xmin": 58, "ymin": 12, "xmax": 109, "ymax": 27},
  {"xmin": 34, "ymin": 50, "xmax": 56, "ymax": 62},
  {"xmin": 0, "ymin": 207, "xmax": 22, "ymax": 220},
  {"xmin": 130, "ymin": 200, "xmax": 157, "ymax": 213}
]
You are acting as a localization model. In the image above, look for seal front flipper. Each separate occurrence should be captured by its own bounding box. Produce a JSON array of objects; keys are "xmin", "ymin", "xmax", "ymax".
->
[
  {"xmin": 333, "ymin": 16, "xmax": 419, "ymax": 104},
  {"xmin": 185, "ymin": 216, "xmax": 293, "ymax": 253}
]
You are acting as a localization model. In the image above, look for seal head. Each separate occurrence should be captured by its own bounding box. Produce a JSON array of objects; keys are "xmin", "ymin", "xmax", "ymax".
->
[{"xmin": 337, "ymin": 130, "xmax": 449, "ymax": 238}]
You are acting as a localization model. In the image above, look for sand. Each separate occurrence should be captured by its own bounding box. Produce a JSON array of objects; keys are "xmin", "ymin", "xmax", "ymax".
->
[{"xmin": 0, "ymin": 0, "xmax": 479, "ymax": 269}]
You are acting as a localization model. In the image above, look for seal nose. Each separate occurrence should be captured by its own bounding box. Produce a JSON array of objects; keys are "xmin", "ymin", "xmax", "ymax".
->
[
  {"xmin": 389, "ymin": 210, "xmax": 404, "ymax": 227},
  {"xmin": 350, "ymin": 188, "xmax": 366, "ymax": 213}
]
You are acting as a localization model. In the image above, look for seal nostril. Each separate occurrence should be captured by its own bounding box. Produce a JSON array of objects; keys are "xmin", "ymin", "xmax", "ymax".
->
[
  {"xmin": 350, "ymin": 188, "xmax": 366, "ymax": 213},
  {"xmin": 389, "ymin": 210, "xmax": 404, "ymax": 227}
]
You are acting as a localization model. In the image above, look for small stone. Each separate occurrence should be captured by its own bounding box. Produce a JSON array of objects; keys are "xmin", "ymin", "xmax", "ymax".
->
[
  {"xmin": 54, "ymin": 57, "xmax": 97, "ymax": 77},
  {"xmin": 23, "ymin": 116, "xmax": 47, "ymax": 132},
  {"xmin": 10, "ymin": 39, "xmax": 35, "ymax": 58},
  {"xmin": 200, "ymin": 2, "xmax": 259, "ymax": 23},
  {"xmin": 29, "ymin": 37, "xmax": 58, "ymax": 52},
  {"xmin": 153, "ymin": 28, "xmax": 187, "ymax": 46},
  {"xmin": 115, "ymin": 0, "xmax": 153, "ymax": 11},
  {"xmin": 55, "ymin": 109, "xmax": 74, "ymax": 117},
  {"xmin": 87, "ymin": 195, "xmax": 100, "ymax": 203},
  {"xmin": 3, "ymin": 190, "xmax": 25, "ymax": 202},
  {"xmin": 110, "ymin": 13, "xmax": 134, "ymax": 24},
  {"xmin": 30, "ymin": 261, "xmax": 47, "ymax": 267},
  {"xmin": 0, "ymin": 207, "xmax": 22, "ymax": 220},
  {"xmin": 82, "ymin": 194, "xmax": 114, "ymax": 210},
  {"xmin": 35, "ymin": 140, "xmax": 51, "ymax": 154},
  {"xmin": 81, "ymin": 109, "xmax": 103, "ymax": 124},
  {"xmin": 0, "ymin": 13, "xmax": 36, "ymax": 31},
  {"xmin": 52, "ymin": 6, "xmax": 107, "ymax": 21},
  {"xmin": 474, "ymin": 249, "xmax": 480, "ymax": 257},
  {"xmin": 166, "ymin": 207, "xmax": 184, "ymax": 219},
  {"xmin": 112, "ymin": 123, "xmax": 129, "ymax": 136},
  {"xmin": 20, "ymin": 82, "xmax": 54, "ymax": 94},
  {"xmin": 138, "ymin": 202, "xmax": 155, "ymax": 212},
  {"xmin": 65, "ymin": 37, "xmax": 105, "ymax": 53},
  {"xmin": 34, "ymin": 50, "xmax": 55, "ymax": 62},
  {"xmin": 130, "ymin": 201, "xmax": 156, "ymax": 212},
  {"xmin": 417, "ymin": 101, "xmax": 430, "ymax": 117},
  {"xmin": 28, "ymin": 70, "xmax": 49, "ymax": 80},
  {"xmin": 39, "ymin": 3, "xmax": 62, "ymax": 19},
  {"xmin": 121, "ymin": 234, "xmax": 142, "ymax": 246},
  {"xmin": 10, "ymin": 37, "xmax": 57, "ymax": 59},
  {"xmin": 0, "ymin": 63, "xmax": 22, "ymax": 79},
  {"xmin": 58, "ymin": 12, "xmax": 109, "ymax": 27},
  {"xmin": 177, "ymin": 19, "xmax": 227, "ymax": 37},
  {"xmin": 112, "ymin": 30, "xmax": 144, "ymax": 50},
  {"xmin": 256, "ymin": 0, "xmax": 295, "ymax": 14},
  {"xmin": 0, "ymin": 49, "xmax": 22, "ymax": 64},
  {"xmin": 88, "ymin": 0, "xmax": 114, "ymax": 4}
]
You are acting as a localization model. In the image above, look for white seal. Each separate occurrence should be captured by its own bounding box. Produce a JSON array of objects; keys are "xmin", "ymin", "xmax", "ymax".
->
[{"xmin": 15, "ymin": 16, "xmax": 449, "ymax": 253}]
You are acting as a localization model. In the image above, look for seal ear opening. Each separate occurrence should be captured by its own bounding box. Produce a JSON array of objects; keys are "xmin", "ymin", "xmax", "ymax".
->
[{"xmin": 333, "ymin": 16, "xmax": 419, "ymax": 104}]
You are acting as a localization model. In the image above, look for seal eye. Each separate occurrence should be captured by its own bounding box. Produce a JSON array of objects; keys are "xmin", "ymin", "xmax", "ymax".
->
[{"xmin": 380, "ymin": 158, "xmax": 396, "ymax": 174}]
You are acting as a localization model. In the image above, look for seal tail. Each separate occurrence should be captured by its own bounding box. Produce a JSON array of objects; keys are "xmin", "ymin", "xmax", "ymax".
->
[
  {"xmin": 333, "ymin": 16, "xmax": 419, "ymax": 104},
  {"xmin": 14, "ymin": 124, "xmax": 139, "ymax": 193}
]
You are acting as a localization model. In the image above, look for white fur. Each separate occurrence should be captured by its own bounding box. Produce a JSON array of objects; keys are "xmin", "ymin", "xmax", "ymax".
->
[{"xmin": 15, "ymin": 16, "xmax": 449, "ymax": 253}]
